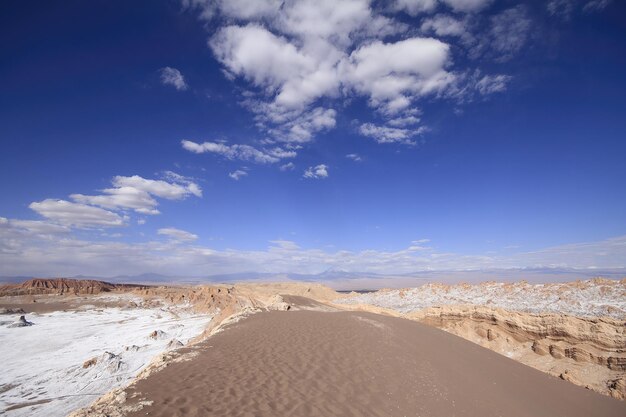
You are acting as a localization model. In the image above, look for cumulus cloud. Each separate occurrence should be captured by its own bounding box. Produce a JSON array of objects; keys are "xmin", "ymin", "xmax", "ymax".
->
[
  {"xmin": 182, "ymin": 0, "xmax": 600, "ymax": 150},
  {"xmin": 25, "ymin": 174, "xmax": 201, "ymax": 230},
  {"xmin": 70, "ymin": 174, "xmax": 202, "ymax": 215},
  {"xmin": 159, "ymin": 67, "xmax": 188, "ymax": 91},
  {"xmin": 303, "ymin": 164, "xmax": 329, "ymax": 179},
  {"xmin": 343, "ymin": 37, "xmax": 454, "ymax": 115},
  {"xmin": 158, "ymin": 227, "xmax": 198, "ymax": 242},
  {"xmin": 29, "ymin": 199, "xmax": 126, "ymax": 228},
  {"xmin": 346, "ymin": 153, "xmax": 362, "ymax": 161},
  {"xmin": 190, "ymin": 0, "xmax": 473, "ymax": 146},
  {"xmin": 228, "ymin": 169, "xmax": 248, "ymax": 180}
]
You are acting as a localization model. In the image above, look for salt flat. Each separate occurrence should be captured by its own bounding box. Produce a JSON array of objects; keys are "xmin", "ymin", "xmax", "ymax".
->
[{"xmin": 0, "ymin": 295, "xmax": 213, "ymax": 417}]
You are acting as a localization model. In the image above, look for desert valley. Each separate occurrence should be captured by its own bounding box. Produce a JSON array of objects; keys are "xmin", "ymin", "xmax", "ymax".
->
[{"xmin": 1, "ymin": 277, "xmax": 624, "ymax": 416}]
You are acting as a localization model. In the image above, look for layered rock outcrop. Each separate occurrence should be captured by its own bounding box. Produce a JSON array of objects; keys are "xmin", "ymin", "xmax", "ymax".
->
[{"xmin": 0, "ymin": 278, "xmax": 148, "ymax": 296}]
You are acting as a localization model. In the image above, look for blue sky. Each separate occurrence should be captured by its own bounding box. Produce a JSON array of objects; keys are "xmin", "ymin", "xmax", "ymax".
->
[{"xmin": 1, "ymin": 0, "xmax": 625, "ymax": 278}]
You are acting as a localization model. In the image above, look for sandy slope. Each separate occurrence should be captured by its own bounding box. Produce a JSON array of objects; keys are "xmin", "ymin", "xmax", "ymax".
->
[
  {"xmin": 118, "ymin": 304, "xmax": 624, "ymax": 417},
  {"xmin": 336, "ymin": 278, "xmax": 626, "ymax": 399}
]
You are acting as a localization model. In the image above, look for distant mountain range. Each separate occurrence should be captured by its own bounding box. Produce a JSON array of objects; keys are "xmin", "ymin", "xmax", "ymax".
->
[{"xmin": 1, "ymin": 267, "xmax": 624, "ymax": 288}]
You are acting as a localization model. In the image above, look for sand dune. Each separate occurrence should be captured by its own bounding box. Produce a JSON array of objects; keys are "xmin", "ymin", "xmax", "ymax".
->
[
  {"xmin": 337, "ymin": 278, "xmax": 626, "ymax": 399},
  {"xmin": 115, "ymin": 303, "xmax": 624, "ymax": 417}
]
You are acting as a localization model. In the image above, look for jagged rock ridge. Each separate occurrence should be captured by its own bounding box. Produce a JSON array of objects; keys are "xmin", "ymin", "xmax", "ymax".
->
[{"xmin": 0, "ymin": 278, "xmax": 149, "ymax": 296}]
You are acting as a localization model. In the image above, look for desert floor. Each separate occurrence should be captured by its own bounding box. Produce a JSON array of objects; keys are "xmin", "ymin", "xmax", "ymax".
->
[{"xmin": 123, "ymin": 297, "xmax": 625, "ymax": 417}]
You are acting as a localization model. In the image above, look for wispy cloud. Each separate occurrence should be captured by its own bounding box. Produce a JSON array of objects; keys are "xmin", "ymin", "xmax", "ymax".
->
[
  {"xmin": 228, "ymin": 169, "xmax": 248, "ymax": 180},
  {"xmin": 280, "ymin": 162, "xmax": 295, "ymax": 171},
  {"xmin": 548, "ymin": 0, "xmax": 612, "ymax": 19},
  {"xmin": 159, "ymin": 67, "xmax": 188, "ymax": 91},
  {"xmin": 182, "ymin": 139, "xmax": 295, "ymax": 164},
  {"xmin": 158, "ymin": 227, "xmax": 198, "ymax": 242},
  {"xmin": 1, "ymin": 219, "xmax": 624, "ymax": 277},
  {"xmin": 29, "ymin": 199, "xmax": 127, "ymax": 228},
  {"xmin": 359, "ymin": 123, "xmax": 425, "ymax": 145}
]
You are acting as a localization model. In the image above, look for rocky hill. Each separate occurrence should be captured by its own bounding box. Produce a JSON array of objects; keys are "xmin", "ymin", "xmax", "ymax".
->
[
  {"xmin": 338, "ymin": 278, "xmax": 626, "ymax": 319},
  {"xmin": 0, "ymin": 278, "xmax": 149, "ymax": 296}
]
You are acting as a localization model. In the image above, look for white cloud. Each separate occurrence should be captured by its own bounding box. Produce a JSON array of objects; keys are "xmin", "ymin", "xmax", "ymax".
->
[
  {"xmin": 181, "ymin": 0, "xmax": 560, "ymax": 148},
  {"xmin": 346, "ymin": 153, "xmax": 362, "ymax": 161},
  {"xmin": 29, "ymin": 199, "xmax": 126, "ymax": 228},
  {"xmin": 2, "ymin": 225, "xmax": 625, "ymax": 278},
  {"xmin": 487, "ymin": 6, "xmax": 531, "ymax": 62},
  {"xmin": 266, "ymin": 107, "xmax": 337, "ymax": 143},
  {"xmin": 159, "ymin": 67, "xmax": 188, "ymax": 91},
  {"xmin": 548, "ymin": 0, "xmax": 612, "ymax": 18},
  {"xmin": 182, "ymin": 139, "xmax": 289, "ymax": 163},
  {"xmin": 211, "ymin": 24, "xmax": 325, "ymax": 109},
  {"xmin": 343, "ymin": 37, "xmax": 453, "ymax": 115},
  {"xmin": 228, "ymin": 169, "xmax": 248, "ymax": 180},
  {"xmin": 303, "ymin": 164, "xmax": 329, "ymax": 179},
  {"xmin": 192, "ymin": 1, "xmax": 458, "ymax": 146},
  {"xmin": 583, "ymin": 0, "xmax": 612, "ymax": 12},
  {"xmin": 280, "ymin": 162, "xmax": 295, "ymax": 171},
  {"xmin": 71, "ymin": 174, "xmax": 202, "ymax": 215},
  {"xmin": 114, "ymin": 175, "xmax": 202, "ymax": 199},
  {"xmin": 269, "ymin": 240, "xmax": 300, "ymax": 250},
  {"xmin": 359, "ymin": 123, "xmax": 425, "ymax": 145},
  {"xmin": 267, "ymin": 147, "xmax": 298, "ymax": 159},
  {"xmin": 158, "ymin": 227, "xmax": 198, "ymax": 242},
  {"xmin": 0, "ymin": 217, "xmax": 70, "ymax": 237},
  {"xmin": 393, "ymin": 0, "xmax": 438, "ymax": 16},
  {"xmin": 388, "ymin": 115, "xmax": 421, "ymax": 127},
  {"xmin": 475, "ymin": 74, "xmax": 512, "ymax": 95},
  {"xmin": 420, "ymin": 15, "xmax": 468, "ymax": 38},
  {"xmin": 444, "ymin": 70, "xmax": 512, "ymax": 103}
]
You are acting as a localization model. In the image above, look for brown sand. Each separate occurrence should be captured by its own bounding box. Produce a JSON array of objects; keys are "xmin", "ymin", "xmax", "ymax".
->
[{"xmin": 124, "ymin": 302, "xmax": 625, "ymax": 417}]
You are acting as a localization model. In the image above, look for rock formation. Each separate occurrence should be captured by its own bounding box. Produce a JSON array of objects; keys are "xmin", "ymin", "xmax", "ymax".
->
[
  {"xmin": 8, "ymin": 315, "xmax": 34, "ymax": 327},
  {"xmin": 0, "ymin": 278, "xmax": 149, "ymax": 296}
]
